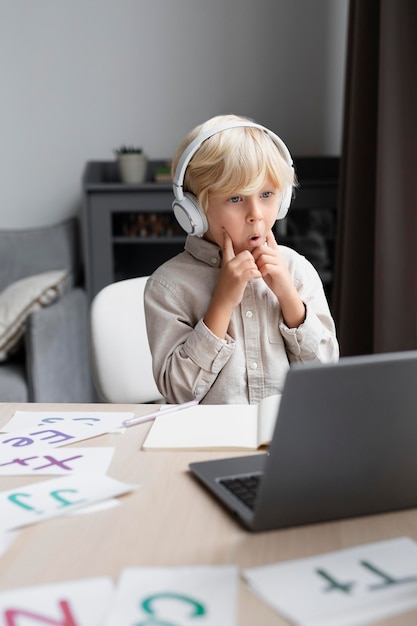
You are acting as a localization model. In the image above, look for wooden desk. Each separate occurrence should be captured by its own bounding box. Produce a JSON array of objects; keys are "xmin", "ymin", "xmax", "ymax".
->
[{"xmin": 1, "ymin": 403, "xmax": 417, "ymax": 625}]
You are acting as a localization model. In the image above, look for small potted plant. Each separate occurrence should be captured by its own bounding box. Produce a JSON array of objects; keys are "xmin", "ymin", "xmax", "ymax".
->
[{"xmin": 114, "ymin": 145, "xmax": 147, "ymax": 184}]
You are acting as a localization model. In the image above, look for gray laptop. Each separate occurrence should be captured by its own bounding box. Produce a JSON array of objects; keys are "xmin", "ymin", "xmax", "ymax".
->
[{"xmin": 189, "ymin": 350, "xmax": 417, "ymax": 532}]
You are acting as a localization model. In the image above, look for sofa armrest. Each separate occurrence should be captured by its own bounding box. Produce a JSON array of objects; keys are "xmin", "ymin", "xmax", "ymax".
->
[{"xmin": 25, "ymin": 288, "xmax": 96, "ymax": 402}]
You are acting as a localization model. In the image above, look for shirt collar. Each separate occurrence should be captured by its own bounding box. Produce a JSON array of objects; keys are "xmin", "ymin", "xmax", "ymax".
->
[{"xmin": 185, "ymin": 235, "xmax": 222, "ymax": 268}]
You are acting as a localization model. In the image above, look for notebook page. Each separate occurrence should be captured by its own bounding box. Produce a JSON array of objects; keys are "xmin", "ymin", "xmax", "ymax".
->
[
  {"xmin": 256, "ymin": 394, "xmax": 281, "ymax": 446},
  {"xmin": 142, "ymin": 404, "xmax": 259, "ymax": 450}
]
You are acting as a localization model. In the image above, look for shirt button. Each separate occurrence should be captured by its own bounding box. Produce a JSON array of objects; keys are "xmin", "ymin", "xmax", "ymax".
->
[
  {"xmin": 211, "ymin": 257, "xmax": 218, "ymax": 265},
  {"xmin": 251, "ymin": 361, "xmax": 258, "ymax": 370},
  {"xmin": 246, "ymin": 310, "xmax": 253, "ymax": 318}
]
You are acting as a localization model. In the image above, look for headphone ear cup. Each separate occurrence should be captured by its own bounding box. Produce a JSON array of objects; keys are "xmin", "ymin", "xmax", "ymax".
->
[
  {"xmin": 172, "ymin": 192, "xmax": 208, "ymax": 237},
  {"xmin": 277, "ymin": 184, "xmax": 293, "ymax": 220}
]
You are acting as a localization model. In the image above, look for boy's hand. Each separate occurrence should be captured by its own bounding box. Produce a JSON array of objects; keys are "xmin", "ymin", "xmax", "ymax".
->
[
  {"xmin": 203, "ymin": 231, "xmax": 261, "ymax": 339},
  {"xmin": 219, "ymin": 231, "xmax": 262, "ymax": 309},
  {"xmin": 252, "ymin": 230, "xmax": 293, "ymax": 297},
  {"xmin": 252, "ymin": 230, "xmax": 306, "ymax": 328}
]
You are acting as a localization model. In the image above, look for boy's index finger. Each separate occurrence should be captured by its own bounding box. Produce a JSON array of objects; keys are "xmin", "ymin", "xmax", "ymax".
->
[
  {"xmin": 222, "ymin": 230, "xmax": 235, "ymax": 261},
  {"xmin": 265, "ymin": 229, "xmax": 279, "ymax": 249}
]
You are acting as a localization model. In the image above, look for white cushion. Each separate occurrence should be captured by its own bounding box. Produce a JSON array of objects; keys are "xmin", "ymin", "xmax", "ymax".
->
[{"xmin": 0, "ymin": 270, "xmax": 69, "ymax": 361}]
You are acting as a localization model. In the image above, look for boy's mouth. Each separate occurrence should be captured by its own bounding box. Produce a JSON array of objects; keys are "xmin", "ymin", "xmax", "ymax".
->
[{"xmin": 248, "ymin": 234, "xmax": 262, "ymax": 245}]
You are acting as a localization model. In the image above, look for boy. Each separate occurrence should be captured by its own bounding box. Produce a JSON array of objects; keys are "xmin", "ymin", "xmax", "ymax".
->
[{"xmin": 144, "ymin": 114, "xmax": 338, "ymax": 404}]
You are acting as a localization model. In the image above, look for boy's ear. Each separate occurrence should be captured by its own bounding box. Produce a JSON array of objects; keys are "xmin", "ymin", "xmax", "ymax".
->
[{"xmin": 172, "ymin": 192, "xmax": 208, "ymax": 237}]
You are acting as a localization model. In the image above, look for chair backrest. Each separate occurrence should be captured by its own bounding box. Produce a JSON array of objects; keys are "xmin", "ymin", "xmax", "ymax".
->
[{"xmin": 90, "ymin": 276, "xmax": 164, "ymax": 404}]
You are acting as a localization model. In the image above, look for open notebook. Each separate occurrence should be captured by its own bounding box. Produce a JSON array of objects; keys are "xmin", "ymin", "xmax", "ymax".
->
[{"xmin": 141, "ymin": 394, "xmax": 281, "ymax": 451}]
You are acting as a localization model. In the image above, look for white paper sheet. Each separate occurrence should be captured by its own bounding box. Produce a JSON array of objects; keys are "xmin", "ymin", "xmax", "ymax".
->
[
  {"xmin": 243, "ymin": 537, "xmax": 417, "ymax": 626},
  {"xmin": 0, "ymin": 420, "xmax": 123, "ymax": 451},
  {"xmin": 0, "ymin": 446, "xmax": 114, "ymax": 476},
  {"xmin": 104, "ymin": 566, "xmax": 239, "ymax": 625},
  {"xmin": 0, "ymin": 472, "xmax": 137, "ymax": 532},
  {"xmin": 0, "ymin": 577, "xmax": 114, "ymax": 625},
  {"xmin": 68, "ymin": 498, "xmax": 120, "ymax": 515},
  {"xmin": 0, "ymin": 410, "xmax": 133, "ymax": 434}
]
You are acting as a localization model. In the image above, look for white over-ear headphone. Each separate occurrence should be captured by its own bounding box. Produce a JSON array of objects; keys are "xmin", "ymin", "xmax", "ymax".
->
[{"xmin": 172, "ymin": 120, "xmax": 294, "ymax": 237}]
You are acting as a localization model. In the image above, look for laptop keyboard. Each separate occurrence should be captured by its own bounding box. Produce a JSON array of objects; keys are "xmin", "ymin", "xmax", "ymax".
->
[{"xmin": 219, "ymin": 473, "xmax": 263, "ymax": 510}]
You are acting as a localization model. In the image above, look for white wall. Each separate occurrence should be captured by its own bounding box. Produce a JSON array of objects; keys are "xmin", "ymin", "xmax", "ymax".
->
[{"xmin": 0, "ymin": 0, "xmax": 348, "ymax": 229}]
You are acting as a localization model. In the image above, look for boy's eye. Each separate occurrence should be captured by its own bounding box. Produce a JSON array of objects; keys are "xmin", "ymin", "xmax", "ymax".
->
[
  {"xmin": 228, "ymin": 196, "xmax": 241, "ymax": 203},
  {"xmin": 261, "ymin": 191, "xmax": 273, "ymax": 198}
]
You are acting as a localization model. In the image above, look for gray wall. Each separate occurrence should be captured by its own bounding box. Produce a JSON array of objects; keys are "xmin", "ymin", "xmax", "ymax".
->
[{"xmin": 0, "ymin": 0, "xmax": 348, "ymax": 229}]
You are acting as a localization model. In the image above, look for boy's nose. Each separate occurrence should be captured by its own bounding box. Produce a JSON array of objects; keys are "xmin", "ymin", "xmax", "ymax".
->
[{"xmin": 247, "ymin": 199, "xmax": 263, "ymax": 221}]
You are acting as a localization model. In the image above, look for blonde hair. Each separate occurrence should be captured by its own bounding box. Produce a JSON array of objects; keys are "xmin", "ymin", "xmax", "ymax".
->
[{"xmin": 172, "ymin": 114, "xmax": 296, "ymax": 212}]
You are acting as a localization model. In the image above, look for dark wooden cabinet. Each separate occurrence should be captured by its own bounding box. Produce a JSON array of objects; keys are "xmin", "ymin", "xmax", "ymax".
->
[{"xmin": 82, "ymin": 161, "xmax": 184, "ymax": 301}]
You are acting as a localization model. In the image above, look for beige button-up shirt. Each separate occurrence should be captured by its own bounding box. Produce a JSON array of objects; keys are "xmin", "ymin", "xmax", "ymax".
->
[{"xmin": 144, "ymin": 236, "xmax": 338, "ymax": 404}]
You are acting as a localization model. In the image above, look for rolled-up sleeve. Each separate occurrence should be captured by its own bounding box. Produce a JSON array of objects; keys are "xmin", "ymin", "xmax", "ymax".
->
[
  {"xmin": 279, "ymin": 253, "xmax": 339, "ymax": 363},
  {"xmin": 280, "ymin": 302, "xmax": 338, "ymax": 361},
  {"xmin": 144, "ymin": 276, "xmax": 235, "ymax": 403},
  {"xmin": 181, "ymin": 319, "xmax": 235, "ymax": 373}
]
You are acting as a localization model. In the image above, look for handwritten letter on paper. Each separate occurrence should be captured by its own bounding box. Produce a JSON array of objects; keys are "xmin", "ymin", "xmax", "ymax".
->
[
  {"xmin": 0, "ymin": 447, "xmax": 114, "ymax": 476},
  {"xmin": 243, "ymin": 537, "xmax": 417, "ymax": 626},
  {"xmin": 1, "ymin": 410, "xmax": 133, "ymax": 433},
  {"xmin": 0, "ymin": 473, "xmax": 136, "ymax": 532},
  {"xmin": 104, "ymin": 566, "xmax": 238, "ymax": 626},
  {"xmin": 0, "ymin": 577, "xmax": 114, "ymax": 626}
]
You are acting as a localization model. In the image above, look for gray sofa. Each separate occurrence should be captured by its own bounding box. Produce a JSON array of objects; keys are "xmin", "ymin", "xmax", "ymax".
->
[{"xmin": 0, "ymin": 218, "xmax": 95, "ymax": 402}]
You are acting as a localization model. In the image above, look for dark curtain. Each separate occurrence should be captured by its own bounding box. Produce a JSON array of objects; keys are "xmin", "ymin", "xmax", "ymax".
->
[{"xmin": 332, "ymin": 0, "xmax": 417, "ymax": 356}]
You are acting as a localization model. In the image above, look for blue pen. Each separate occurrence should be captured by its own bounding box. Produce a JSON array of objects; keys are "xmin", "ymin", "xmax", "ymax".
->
[{"xmin": 122, "ymin": 399, "xmax": 199, "ymax": 428}]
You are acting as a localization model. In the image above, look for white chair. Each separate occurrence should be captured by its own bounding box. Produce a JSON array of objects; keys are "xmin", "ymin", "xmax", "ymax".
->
[{"xmin": 90, "ymin": 276, "xmax": 164, "ymax": 404}]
